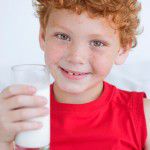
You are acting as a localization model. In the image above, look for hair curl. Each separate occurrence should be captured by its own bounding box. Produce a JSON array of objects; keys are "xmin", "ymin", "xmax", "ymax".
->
[{"xmin": 33, "ymin": 0, "xmax": 142, "ymax": 48}]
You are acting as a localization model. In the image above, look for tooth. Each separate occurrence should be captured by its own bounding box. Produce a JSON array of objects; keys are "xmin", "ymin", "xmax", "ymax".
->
[
  {"xmin": 75, "ymin": 73, "xmax": 80, "ymax": 76},
  {"xmin": 68, "ymin": 72, "xmax": 74, "ymax": 75}
]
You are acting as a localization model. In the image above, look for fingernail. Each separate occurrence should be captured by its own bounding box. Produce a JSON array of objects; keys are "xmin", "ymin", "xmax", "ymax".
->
[
  {"xmin": 39, "ymin": 97, "xmax": 48, "ymax": 103},
  {"xmin": 36, "ymin": 123, "xmax": 43, "ymax": 128},
  {"xmin": 43, "ymin": 108, "xmax": 50, "ymax": 113},
  {"xmin": 29, "ymin": 86, "xmax": 36, "ymax": 92},
  {"xmin": 41, "ymin": 99, "xmax": 48, "ymax": 104}
]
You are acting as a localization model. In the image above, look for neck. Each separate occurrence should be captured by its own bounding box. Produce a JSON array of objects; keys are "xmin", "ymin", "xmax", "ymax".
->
[{"xmin": 53, "ymin": 82, "xmax": 103, "ymax": 104}]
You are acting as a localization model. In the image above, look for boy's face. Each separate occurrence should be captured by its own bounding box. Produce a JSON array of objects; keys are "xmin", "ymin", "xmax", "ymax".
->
[{"xmin": 40, "ymin": 9, "xmax": 129, "ymax": 94}]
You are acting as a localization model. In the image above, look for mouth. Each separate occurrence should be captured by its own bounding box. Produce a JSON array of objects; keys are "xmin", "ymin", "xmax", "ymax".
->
[{"xmin": 59, "ymin": 66, "xmax": 91, "ymax": 80}]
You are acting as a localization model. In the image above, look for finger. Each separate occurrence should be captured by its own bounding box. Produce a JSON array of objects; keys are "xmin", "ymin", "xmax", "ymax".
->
[
  {"xmin": 0, "ymin": 84, "xmax": 36, "ymax": 99},
  {"xmin": 8, "ymin": 107, "xmax": 49, "ymax": 122},
  {"xmin": 12, "ymin": 121, "xmax": 43, "ymax": 135},
  {"xmin": 4, "ymin": 95, "xmax": 48, "ymax": 110}
]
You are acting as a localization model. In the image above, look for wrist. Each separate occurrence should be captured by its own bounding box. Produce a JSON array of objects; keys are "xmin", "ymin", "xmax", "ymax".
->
[{"xmin": 0, "ymin": 142, "xmax": 14, "ymax": 150}]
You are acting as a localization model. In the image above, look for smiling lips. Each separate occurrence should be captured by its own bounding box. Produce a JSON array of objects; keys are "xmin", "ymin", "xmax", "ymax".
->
[{"xmin": 59, "ymin": 67, "xmax": 90, "ymax": 80}]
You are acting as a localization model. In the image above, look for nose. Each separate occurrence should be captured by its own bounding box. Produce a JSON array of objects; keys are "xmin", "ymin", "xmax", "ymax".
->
[{"xmin": 65, "ymin": 42, "xmax": 89, "ymax": 65}]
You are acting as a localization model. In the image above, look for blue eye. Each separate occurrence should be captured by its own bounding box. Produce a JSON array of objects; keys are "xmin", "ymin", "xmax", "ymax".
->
[
  {"xmin": 54, "ymin": 33, "xmax": 70, "ymax": 41},
  {"xmin": 90, "ymin": 40, "xmax": 104, "ymax": 48}
]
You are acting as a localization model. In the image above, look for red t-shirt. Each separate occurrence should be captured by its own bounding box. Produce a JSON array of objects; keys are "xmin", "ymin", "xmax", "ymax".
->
[{"xmin": 50, "ymin": 81, "xmax": 147, "ymax": 150}]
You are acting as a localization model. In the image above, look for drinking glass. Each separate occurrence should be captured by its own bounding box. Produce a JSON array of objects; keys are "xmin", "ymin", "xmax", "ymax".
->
[{"xmin": 11, "ymin": 64, "xmax": 50, "ymax": 150}]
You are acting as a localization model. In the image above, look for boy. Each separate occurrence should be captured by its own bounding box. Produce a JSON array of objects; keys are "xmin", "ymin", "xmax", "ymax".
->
[{"xmin": 0, "ymin": 0, "xmax": 150, "ymax": 149}]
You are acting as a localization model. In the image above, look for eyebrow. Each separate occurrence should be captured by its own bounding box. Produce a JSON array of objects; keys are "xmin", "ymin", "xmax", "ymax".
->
[
  {"xmin": 51, "ymin": 24, "xmax": 73, "ymax": 34},
  {"xmin": 88, "ymin": 34, "xmax": 113, "ymax": 41}
]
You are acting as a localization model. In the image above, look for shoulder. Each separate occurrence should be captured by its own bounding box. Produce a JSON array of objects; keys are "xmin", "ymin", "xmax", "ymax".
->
[
  {"xmin": 111, "ymin": 85, "xmax": 142, "ymax": 106},
  {"xmin": 143, "ymin": 98, "xmax": 150, "ymax": 149}
]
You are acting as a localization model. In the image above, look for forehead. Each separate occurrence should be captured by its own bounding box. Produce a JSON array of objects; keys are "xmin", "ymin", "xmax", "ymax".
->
[{"xmin": 46, "ymin": 9, "xmax": 118, "ymax": 37}]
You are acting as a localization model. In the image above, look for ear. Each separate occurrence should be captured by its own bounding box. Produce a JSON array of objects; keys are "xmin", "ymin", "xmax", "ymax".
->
[
  {"xmin": 39, "ymin": 27, "xmax": 46, "ymax": 51},
  {"xmin": 114, "ymin": 41, "xmax": 132, "ymax": 65},
  {"xmin": 114, "ymin": 47, "xmax": 129, "ymax": 65}
]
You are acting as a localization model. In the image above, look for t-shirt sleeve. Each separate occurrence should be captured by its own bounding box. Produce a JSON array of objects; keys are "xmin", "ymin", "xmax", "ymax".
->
[{"xmin": 132, "ymin": 92, "xmax": 147, "ymax": 149}]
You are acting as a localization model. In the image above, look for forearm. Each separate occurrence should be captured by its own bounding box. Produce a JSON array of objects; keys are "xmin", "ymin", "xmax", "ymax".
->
[{"xmin": 0, "ymin": 142, "xmax": 14, "ymax": 150}]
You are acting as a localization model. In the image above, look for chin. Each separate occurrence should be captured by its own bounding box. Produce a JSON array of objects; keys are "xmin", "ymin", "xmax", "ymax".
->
[{"xmin": 56, "ymin": 81, "xmax": 88, "ymax": 94}]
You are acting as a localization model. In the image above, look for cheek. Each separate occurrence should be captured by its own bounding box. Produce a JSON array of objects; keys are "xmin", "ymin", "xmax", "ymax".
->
[
  {"xmin": 44, "ymin": 51, "xmax": 61, "ymax": 65},
  {"xmin": 44, "ymin": 42, "xmax": 66, "ymax": 65},
  {"xmin": 92, "ymin": 54, "xmax": 114, "ymax": 76}
]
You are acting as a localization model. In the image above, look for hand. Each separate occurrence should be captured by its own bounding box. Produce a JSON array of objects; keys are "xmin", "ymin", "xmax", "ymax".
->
[{"xmin": 0, "ymin": 84, "xmax": 49, "ymax": 144}]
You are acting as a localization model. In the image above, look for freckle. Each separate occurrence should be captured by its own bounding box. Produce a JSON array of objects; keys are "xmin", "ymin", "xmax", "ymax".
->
[{"xmin": 114, "ymin": 29, "xmax": 117, "ymax": 34}]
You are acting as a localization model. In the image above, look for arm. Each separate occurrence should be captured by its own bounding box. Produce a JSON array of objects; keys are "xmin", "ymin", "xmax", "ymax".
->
[
  {"xmin": 143, "ymin": 98, "xmax": 150, "ymax": 149},
  {"xmin": 0, "ymin": 142, "xmax": 14, "ymax": 150}
]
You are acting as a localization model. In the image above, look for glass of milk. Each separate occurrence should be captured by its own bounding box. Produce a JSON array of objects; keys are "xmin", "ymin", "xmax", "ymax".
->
[{"xmin": 11, "ymin": 64, "xmax": 50, "ymax": 150}]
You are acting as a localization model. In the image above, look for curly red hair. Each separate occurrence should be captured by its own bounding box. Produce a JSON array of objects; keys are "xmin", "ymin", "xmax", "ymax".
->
[{"xmin": 33, "ymin": 0, "xmax": 141, "ymax": 48}]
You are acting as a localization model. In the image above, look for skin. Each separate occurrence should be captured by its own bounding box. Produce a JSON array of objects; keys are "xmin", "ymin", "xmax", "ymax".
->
[
  {"xmin": 0, "ymin": 8, "xmax": 149, "ymax": 150},
  {"xmin": 0, "ymin": 84, "xmax": 49, "ymax": 150},
  {"xmin": 143, "ymin": 99, "xmax": 150, "ymax": 149},
  {"xmin": 39, "ymin": 8, "xmax": 150, "ymax": 148},
  {"xmin": 39, "ymin": 9, "xmax": 129, "ymax": 104}
]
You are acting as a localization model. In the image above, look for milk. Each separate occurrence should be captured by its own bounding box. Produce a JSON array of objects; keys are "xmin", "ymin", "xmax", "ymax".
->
[{"xmin": 15, "ymin": 87, "xmax": 50, "ymax": 148}]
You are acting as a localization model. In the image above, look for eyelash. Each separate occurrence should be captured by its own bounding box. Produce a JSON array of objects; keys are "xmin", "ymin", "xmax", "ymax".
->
[
  {"xmin": 54, "ymin": 33, "xmax": 70, "ymax": 41},
  {"xmin": 90, "ymin": 40, "xmax": 105, "ymax": 48},
  {"xmin": 54, "ymin": 32, "xmax": 107, "ymax": 48}
]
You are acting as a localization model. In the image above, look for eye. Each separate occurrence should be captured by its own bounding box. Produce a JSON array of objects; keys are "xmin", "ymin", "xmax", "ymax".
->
[
  {"xmin": 54, "ymin": 33, "xmax": 70, "ymax": 41},
  {"xmin": 90, "ymin": 40, "xmax": 105, "ymax": 48}
]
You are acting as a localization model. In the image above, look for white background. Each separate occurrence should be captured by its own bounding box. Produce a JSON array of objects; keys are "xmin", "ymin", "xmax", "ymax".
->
[{"xmin": 0, "ymin": 0, "xmax": 150, "ymax": 97}]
